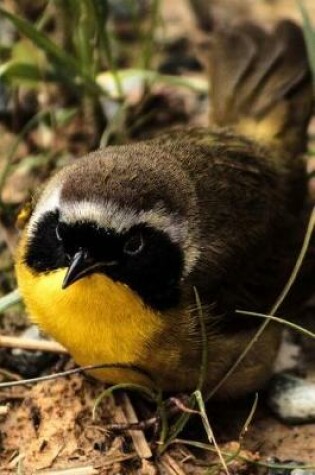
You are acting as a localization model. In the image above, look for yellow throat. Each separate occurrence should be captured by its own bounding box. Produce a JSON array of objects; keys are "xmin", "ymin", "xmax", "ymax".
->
[{"xmin": 15, "ymin": 234, "xmax": 165, "ymax": 387}]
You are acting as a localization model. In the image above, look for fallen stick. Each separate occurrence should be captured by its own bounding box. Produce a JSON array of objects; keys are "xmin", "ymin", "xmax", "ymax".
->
[
  {"xmin": 121, "ymin": 392, "xmax": 153, "ymax": 460},
  {"xmin": 0, "ymin": 335, "xmax": 68, "ymax": 354},
  {"xmin": 160, "ymin": 453, "xmax": 187, "ymax": 475},
  {"xmin": 36, "ymin": 467, "xmax": 97, "ymax": 475},
  {"xmin": 0, "ymin": 405, "xmax": 9, "ymax": 416}
]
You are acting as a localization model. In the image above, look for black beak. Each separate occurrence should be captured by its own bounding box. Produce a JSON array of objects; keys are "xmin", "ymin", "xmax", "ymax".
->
[{"xmin": 62, "ymin": 249, "xmax": 95, "ymax": 289}]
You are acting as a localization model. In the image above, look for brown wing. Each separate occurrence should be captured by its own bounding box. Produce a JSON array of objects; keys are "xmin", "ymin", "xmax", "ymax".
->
[{"xmin": 207, "ymin": 21, "xmax": 313, "ymax": 157}]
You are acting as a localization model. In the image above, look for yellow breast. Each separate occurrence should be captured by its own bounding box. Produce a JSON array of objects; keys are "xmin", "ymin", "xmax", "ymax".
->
[{"xmin": 15, "ymin": 236, "xmax": 165, "ymax": 387}]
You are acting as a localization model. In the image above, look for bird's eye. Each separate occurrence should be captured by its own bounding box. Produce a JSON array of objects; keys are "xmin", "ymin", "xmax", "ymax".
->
[{"xmin": 123, "ymin": 232, "xmax": 144, "ymax": 256}]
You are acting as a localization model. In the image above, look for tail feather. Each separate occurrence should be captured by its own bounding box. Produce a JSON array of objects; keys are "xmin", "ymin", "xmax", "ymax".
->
[{"xmin": 208, "ymin": 21, "xmax": 313, "ymax": 157}]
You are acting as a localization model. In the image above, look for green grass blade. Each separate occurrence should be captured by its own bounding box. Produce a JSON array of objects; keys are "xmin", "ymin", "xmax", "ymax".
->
[
  {"xmin": 0, "ymin": 7, "xmax": 79, "ymax": 72},
  {"xmin": 194, "ymin": 287, "xmax": 208, "ymax": 392},
  {"xmin": 93, "ymin": 383, "xmax": 157, "ymax": 420},
  {"xmin": 94, "ymin": 0, "xmax": 123, "ymax": 98},
  {"xmin": 236, "ymin": 310, "xmax": 315, "ymax": 339},
  {"xmin": 0, "ymin": 61, "xmax": 53, "ymax": 83},
  {"xmin": 0, "ymin": 289, "xmax": 21, "ymax": 314},
  {"xmin": 142, "ymin": 0, "xmax": 160, "ymax": 70},
  {"xmin": 174, "ymin": 439, "xmax": 315, "ymax": 471},
  {"xmin": 299, "ymin": 1, "xmax": 315, "ymax": 85},
  {"xmin": 194, "ymin": 389, "xmax": 230, "ymax": 475},
  {"xmin": 72, "ymin": 0, "xmax": 98, "ymax": 77},
  {"xmin": 0, "ymin": 7, "xmax": 104, "ymax": 96},
  {"xmin": 159, "ymin": 289, "xmax": 210, "ymax": 452}
]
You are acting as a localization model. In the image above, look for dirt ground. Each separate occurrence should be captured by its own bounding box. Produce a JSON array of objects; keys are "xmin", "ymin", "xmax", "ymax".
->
[{"xmin": 1, "ymin": 0, "xmax": 315, "ymax": 473}]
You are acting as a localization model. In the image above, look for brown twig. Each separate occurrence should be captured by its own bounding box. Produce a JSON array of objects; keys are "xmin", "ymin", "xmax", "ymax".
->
[
  {"xmin": 36, "ymin": 467, "xmax": 98, "ymax": 475},
  {"xmin": 168, "ymin": 397, "xmax": 200, "ymax": 415},
  {"xmin": 0, "ymin": 335, "xmax": 68, "ymax": 353},
  {"xmin": 0, "ymin": 367, "xmax": 23, "ymax": 381},
  {"xmin": 93, "ymin": 452, "xmax": 139, "ymax": 468},
  {"xmin": 160, "ymin": 453, "xmax": 187, "ymax": 475},
  {"xmin": 0, "ymin": 390, "xmax": 27, "ymax": 400},
  {"xmin": 106, "ymin": 416, "xmax": 158, "ymax": 432},
  {"xmin": 120, "ymin": 392, "xmax": 153, "ymax": 460}
]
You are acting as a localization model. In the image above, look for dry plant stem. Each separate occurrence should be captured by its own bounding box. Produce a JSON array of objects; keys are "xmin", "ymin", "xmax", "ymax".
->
[
  {"xmin": 174, "ymin": 439, "xmax": 315, "ymax": 472},
  {"xmin": 159, "ymin": 289, "xmax": 208, "ymax": 453},
  {"xmin": 93, "ymin": 453, "xmax": 138, "ymax": 469},
  {"xmin": 236, "ymin": 311, "xmax": 315, "ymax": 339},
  {"xmin": 0, "ymin": 335, "xmax": 67, "ymax": 353},
  {"xmin": 92, "ymin": 382, "xmax": 157, "ymax": 421},
  {"xmin": 0, "ymin": 367, "xmax": 22, "ymax": 381},
  {"xmin": 120, "ymin": 392, "xmax": 153, "ymax": 459},
  {"xmin": 214, "ymin": 394, "xmax": 258, "ymax": 470},
  {"xmin": 0, "ymin": 365, "xmax": 156, "ymax": 410},
  {"xmin": 36, "ymin": 467, "xmax": 98, "ymax": 475},
  {"xmin": 208, "ymin": 206, "xmax": 315, "ymax": 399},
  {"xmin": 194, "ymin": 286, "xmax": 208, "ymax": 391},
  {"xmin": 105, "ymin": 416, "xmax": 157, "ymax": 432},
  {"xmin": 0, "ymin": 391, "xmax": 26, "ymax": 399},
  {"xmin": 160, "ymin": 453, "xmax": 187, "ymax": 475},
  {"xmin": 0, "ymin": 363, "xmax": 147, "ymax": 389},
  {"xmin": 141, "ymin": 459, "xmax": 159, "ymax": 475},
  {"xmin": 168, "ymin": 397, "xmax": 200, "ymax": 415},
  {"xmin": 239, "ymin": 393, "xmax": 258, "ymax": 440},
  {"xmin": 106, "ymin": 394, "xmax": 197, "ymax": 439},
  {"xmin": 4, "ymin": 452, "xmax": 25, "ymax": 472},
  {"xmin": 194, "ymin": 390, "xmax": 230, "ymax": 475}
]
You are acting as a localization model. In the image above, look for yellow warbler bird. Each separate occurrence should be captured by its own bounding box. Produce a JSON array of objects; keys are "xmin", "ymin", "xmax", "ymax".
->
[{"xmin": 15, "ymin": 21, "xmax": 313, "ymax": 397}]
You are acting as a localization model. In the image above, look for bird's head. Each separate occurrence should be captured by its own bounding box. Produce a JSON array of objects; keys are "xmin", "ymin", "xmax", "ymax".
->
[{"xmin": 22, "ymin": 146, "xmax": 200, "ymax": 311}]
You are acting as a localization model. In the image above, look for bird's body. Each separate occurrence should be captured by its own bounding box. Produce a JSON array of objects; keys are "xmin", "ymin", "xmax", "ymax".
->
[{"xmin": 15, "ymin": 21, "xmax": 313, "ymax": 398}]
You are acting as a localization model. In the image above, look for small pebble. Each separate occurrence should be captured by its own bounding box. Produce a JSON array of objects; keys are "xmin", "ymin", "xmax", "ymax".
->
[
  {"xmin": 268, "ymin": 373, "xmax": 315, "ymax": 424},
  {"xmin": 267, "ymin": 457, "xmax": 305, "ymax": 475},
  {"xmin": 291, "ymin": 470, "xmax": 315, "ymax": 475},
  {"xmin": 1, "ymin": 325, "xmax": 59, "ymax": 378}
]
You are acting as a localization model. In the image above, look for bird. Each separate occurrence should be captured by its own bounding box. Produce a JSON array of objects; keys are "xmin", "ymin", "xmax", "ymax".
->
[{"xmin": 15, "ymin": 20, "xmax": 313, "ymax": 399}]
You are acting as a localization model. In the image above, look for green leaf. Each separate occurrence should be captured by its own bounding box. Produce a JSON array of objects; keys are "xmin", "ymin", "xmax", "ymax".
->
[
  {"xmin": 11, "ymin": 38, "xmax": 47, "ymax": 68},
  {"xmin": 0, "ymin": 61, "xmax": 52, "ymax": 85}
]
